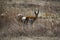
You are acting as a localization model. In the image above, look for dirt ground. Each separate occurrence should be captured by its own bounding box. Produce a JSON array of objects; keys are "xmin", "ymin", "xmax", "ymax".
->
[{"xmin": 0, "ymin": 36, "xmax": 60, "ymax": 40}]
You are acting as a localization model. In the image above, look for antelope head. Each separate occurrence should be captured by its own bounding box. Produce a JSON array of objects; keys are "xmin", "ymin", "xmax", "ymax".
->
[{"xmin": 34, "ymin": 9, "xmax": 39, "ymax": 17}]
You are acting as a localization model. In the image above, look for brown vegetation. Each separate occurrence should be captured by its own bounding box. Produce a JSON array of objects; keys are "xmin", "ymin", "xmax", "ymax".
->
[{"xmin": 0, "ymin": 1, "xmax": 60, "ymax": 39}]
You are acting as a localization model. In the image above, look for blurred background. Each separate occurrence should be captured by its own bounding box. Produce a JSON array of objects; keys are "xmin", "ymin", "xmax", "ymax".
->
[{"xmin": 0, "ymin": 0, "xmax": 60, "ymax": 40}]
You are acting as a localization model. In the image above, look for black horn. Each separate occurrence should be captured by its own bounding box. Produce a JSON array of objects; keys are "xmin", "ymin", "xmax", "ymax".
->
[{"xmin": 34, "ymin": 9, "xmax": 39, "ymax": 17}]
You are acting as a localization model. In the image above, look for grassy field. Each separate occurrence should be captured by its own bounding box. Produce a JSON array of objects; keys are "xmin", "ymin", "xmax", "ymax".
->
[
  {"xmin": 0, "ymin": 36, "xmax": 60, "ymax": 40},
  {"xmin": 0, "ymin": 0, "xmax": 60, "ymax": 40}
]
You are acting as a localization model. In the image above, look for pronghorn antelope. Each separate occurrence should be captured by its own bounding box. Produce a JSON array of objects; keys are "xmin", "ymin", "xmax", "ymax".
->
[{"xmin": 17, "ymin": 10, "xmax": 39, "ymax": 24}]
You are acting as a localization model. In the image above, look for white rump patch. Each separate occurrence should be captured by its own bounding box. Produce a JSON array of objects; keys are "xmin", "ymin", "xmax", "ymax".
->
[{"xmin": 22, "ymin": 17, "xmax": 26, "ymax": 20}]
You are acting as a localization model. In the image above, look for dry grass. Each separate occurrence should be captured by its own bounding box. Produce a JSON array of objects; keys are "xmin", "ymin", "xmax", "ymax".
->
[{"xmin": 0, "ymin": 1, "xmax": 60, "ymax": 40}]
